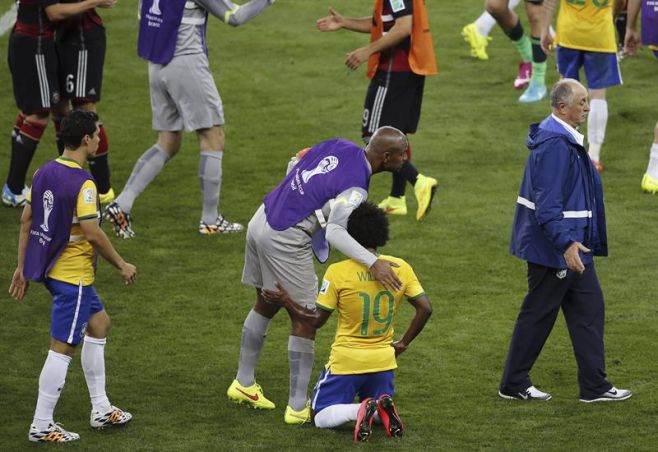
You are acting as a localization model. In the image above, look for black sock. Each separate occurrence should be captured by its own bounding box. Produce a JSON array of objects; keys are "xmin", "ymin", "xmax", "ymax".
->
[
  {"xmin": 88, "ymin": 154, "xmax": 111, "ymax": 194},
  {"xmin": 390, "ymin": 161, "xmax": 419, "ymax": 197},
  {"xmin": 505, "ymin": 19, "xmax": 524, "ymax": 42},
  {"xmin": 531, "ymin": 36, "xmax": 547, "ymax": 63},
  {"xmin": 390, "ymin": 171, "xmax": 407, "ymax": 197},
  {"xmin": 7, "ymin": 133, "xmax": 39, "ymax": 194},
  {"xmin": 615, "ymin": 12, "xmax": 627, "ymax": 48}
]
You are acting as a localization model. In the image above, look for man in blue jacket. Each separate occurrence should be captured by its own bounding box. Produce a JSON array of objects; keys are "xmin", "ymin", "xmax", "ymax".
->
[{"xmin": 499, "ymin": 79, "xmax": 632, "ymax": 403}]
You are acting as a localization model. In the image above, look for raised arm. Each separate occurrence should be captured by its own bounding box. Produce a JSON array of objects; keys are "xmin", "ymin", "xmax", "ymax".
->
[
  {"xmin": 316, "ymin": 7, "xmax": 372, "ymax": 33},
  {"xmin": 46, "ymin": 0, "xmax": 117, "ymax": 22},
  {"xmin": 392, "ymin": 295, "xmax": 432, "ymax": 357},
  {"xmin": 197, "ymin": 0, "xmax": 273, "ymax": 27}
]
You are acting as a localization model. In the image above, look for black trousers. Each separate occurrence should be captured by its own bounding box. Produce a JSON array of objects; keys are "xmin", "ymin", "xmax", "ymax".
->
[{"xmin": 500, "ymin": 262, "xmax": 613, "ymax": 398}]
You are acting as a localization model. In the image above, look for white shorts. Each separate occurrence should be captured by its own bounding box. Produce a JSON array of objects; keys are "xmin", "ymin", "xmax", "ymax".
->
[
  {"xmin": 148, "ymin": 53, "xmax": 224, "ymax": 132},
  {"xmin": 242, "ymin": 204, "xmax": 318, "ymax": 309}
]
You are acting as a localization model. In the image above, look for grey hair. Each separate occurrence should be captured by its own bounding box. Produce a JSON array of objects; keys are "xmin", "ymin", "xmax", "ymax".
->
[{"xmin": 550, "ymin": 79, "xmax": 578, "ymax": 109}]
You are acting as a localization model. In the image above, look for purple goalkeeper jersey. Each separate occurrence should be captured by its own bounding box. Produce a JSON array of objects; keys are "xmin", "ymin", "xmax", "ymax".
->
[
  {"xmin": 264, "ymin": 139, "xmax": 371, "ymax": 231},
  {"xmin": 643, "ymin": 0, "xmax": 658, "ymax": 46},
  {"xmin": 138, "ymin": 0, "xmax": 194, "ymax": 65},
  {"xmin": 23, "ymin": 160, "xmax": 94, "ymax": 282}
]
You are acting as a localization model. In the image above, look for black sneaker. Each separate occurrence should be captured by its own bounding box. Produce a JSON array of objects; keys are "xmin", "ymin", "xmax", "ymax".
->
[
  {"xmin": 580, "ymin": 386, "xmax": 632, "ymax": 403},
  {"xmin": 377, "ymin": 394, "xmax": 404, "ymax": 437},
  {"xmin": 104, "ymin": 201, "xmax": 135, "ymax": 239},
  {"xmin": 353, "ymin": 398, "xmax": 377, "ymax": 442},
  {"xmin": 499, "ymin": 385, "xmax": 552, "ymax": 401}
]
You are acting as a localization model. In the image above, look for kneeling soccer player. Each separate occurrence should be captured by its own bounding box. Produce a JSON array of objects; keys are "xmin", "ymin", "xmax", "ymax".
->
[{"xmin": 262, "ymin": 202, "xmax": 432, "ymax": 441}]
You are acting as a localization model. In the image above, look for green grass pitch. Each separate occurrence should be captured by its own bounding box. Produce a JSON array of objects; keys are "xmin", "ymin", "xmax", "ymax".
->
[{"xmin": 1, "ymin": 1, "xmax": 657, "ymax": 450}]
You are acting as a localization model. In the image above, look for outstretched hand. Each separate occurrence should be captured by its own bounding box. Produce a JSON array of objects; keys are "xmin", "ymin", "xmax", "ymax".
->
[
  {"xmin": 370, "ymin": 258, "xmax": 402, "ymax": 292},
  {"xmin": 316, "ymin": 7, "xmax": 343, "ymax": 32},
  {"xmin": 97, "ymin": 0, "xmax": 117, "ymax": 9},
  {"xmin": 9, "ymin": 268, "xmax": 28, "ymax": 301}
]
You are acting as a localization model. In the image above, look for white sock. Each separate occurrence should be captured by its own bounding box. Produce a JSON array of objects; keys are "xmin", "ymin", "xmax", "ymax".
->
[
  {"xmin": 236, "ymin": 310, "xmax": 271, "ymax": 387},
  {"xmin": 587, "ymin": 99, "xmax": 608, "ymax": 162},
  {"xmin": 198, "ymin": 150, "xmax": 223, "ymax": 225},
  {"xmin": 314, "ymin": 404, "xmax": 360, "ymax": 428},
  {"xmin": 288, "ymin": 336, "xmax": 315, "ymax": 412},
  {"xmin": 646, "ymin": 143, "xmax": 658, "ymax": 179},
  {"xmin": 116, "ymin": 144, "xmax": 170, "ymax": 213},
  {"xmin": 475, "ymin": 0, "xmax": 521, "ymax": 36},
  {"xmin": 474, "ymin": 12, "xmax": 497, "ymax": 36},
  {"xmin": 33, "ymin": 351, "xmax": 71, "ymax": 429},
  {"xmin": 81, "ymin": 336, "xmax": 112, "ymax": 413}
]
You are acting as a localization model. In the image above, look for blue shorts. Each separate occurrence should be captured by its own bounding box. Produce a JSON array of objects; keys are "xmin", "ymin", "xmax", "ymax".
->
[
  {"xmin": 45, "ymin": 278, "xmax": 104, "ymax": 346},
  {"xmin": 556, "ymin": 46, "xmax": 622, "ymax": 90},
  {"xmin": 310, "ymin": 367, "xmax": 394, "ymax": 414}
]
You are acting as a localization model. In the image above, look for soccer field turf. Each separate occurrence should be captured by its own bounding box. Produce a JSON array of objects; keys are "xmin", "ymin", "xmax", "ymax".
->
[{"xmin": 1, "ymin": 1, "xmax": 657, "ymax": 450}]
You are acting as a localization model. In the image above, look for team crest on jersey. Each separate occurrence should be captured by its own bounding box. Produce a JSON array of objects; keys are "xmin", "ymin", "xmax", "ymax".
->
[
  {"xmin": 390, "ymin": 0, "xmax": 406, "ymax": 13},
  {"xmin": 556, "ymin": 269, "xmax": 567, "ymax": 279},
  {"xmin": 83, "ymin": 188, "xmax": 96, "ymax": 204},
  {"xmin": 40, "ymin": 190, "xmax": 54, "ymax": 233},
  {"xmin": 320, "ymin": 279, "xmax": 330, "ymax": 295},
  {"xmin": 348, "ymin": 190, "xmax": 364, "ymax": 207}
]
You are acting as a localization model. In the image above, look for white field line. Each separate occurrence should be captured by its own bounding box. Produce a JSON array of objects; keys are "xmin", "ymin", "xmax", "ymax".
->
[{"xmin": 0, "ymin": 2, "xmax": 18, "ymax": 38}]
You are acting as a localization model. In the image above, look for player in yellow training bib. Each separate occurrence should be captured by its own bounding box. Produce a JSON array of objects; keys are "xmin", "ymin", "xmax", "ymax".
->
[{"xmin": 262, "ymin": 202, "xmax": 432, "ymax": 442}]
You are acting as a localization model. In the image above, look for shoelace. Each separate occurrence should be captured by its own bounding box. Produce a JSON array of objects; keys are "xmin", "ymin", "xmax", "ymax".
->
[{"xmin": 217, "ymin": 216, "xmax": 240, "ymax": 230}]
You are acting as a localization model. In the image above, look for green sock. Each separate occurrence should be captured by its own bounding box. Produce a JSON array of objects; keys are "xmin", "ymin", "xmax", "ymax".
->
[
  {"xmin": 514, "ymin": 34, "xmax": 532, "ymax": 63},
  {"xmin": 531, "ymin": 61, "xmax": 547, "ymax": 84}
]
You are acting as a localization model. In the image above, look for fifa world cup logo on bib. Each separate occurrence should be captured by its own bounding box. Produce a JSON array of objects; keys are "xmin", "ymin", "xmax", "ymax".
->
[
  {"xmin": 40, "ymin": 190, "xmax": 54, "ymax": 233},
  {"xmin": 301, "ymin": 156, "xmax": 339, "ymax": 184},
  {"xmin": 149, "ymin": 0, "xmax": 162, "ymax": 15}
]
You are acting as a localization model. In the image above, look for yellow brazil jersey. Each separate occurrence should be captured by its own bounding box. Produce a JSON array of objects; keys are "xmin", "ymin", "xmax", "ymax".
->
[
  {"xmin": 27, "ymin": 158, "xmax": 99, "ymax": 285},
  {"xmin": 556, "ymin": 0, "xmax": 616, "ymax": 53},
  {"xmin": 317, "ymin": 254, "xmax": 425, "ymax": 375}
]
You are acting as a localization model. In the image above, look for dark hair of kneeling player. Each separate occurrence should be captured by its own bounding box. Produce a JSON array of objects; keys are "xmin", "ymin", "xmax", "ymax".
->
[{"xmin": 347, "ymin": 201, "xmax": 389, "ymax": 250}]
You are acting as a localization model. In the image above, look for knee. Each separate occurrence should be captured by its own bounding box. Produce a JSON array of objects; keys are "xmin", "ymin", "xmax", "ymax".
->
[
  {"xmin": 525, "ymin": 5, "xmax": 542, "ymax": 26},
  {"xmin": 86, "ymin": 312, "xmax": 111, "ymax": 338},
  {"xmin": 485, "ymin": 0, "xmax": 508, "ymax": 18},
  {"xmin": 50, "ymin": 338, "xmax": 76, "ymax": 357},
  {"xmin": 25, "ymin": 113, "xmax": 49, "ymax": 127},
  {"xmin": 313, "ymin": 409, "xmax": 329, "ymax": 429},
  {"xmin": 198, "ymin": 126, "xmax": 225, "ymax": 151},
  {"xmin": 157, "ymin": 132, "xmax": 182, "ymax": 157},
  {"xmin": 291, "ymin": 320, "xmax": 316, "ymax": 340}
]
